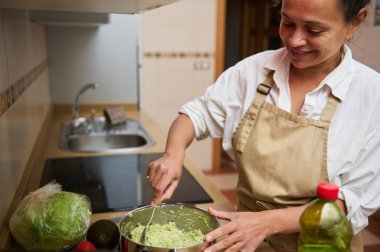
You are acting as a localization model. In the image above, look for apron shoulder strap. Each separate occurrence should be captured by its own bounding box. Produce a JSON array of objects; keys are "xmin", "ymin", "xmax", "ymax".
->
[
  {"xmin": 255, "ymin": 70, "xmax": 275, "ymax": 104},
  {"xmin": 319, "ymin": 92, "xmax": 341, "ymax": 124},
  {"xmin": 235, "ymin": 70, "xmax": 275, "ymax": 153}
]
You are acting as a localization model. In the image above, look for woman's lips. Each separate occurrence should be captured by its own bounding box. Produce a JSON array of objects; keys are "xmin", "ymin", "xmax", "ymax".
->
[{"xmin": 289, "ymin": 48, "xmax": 313, "ymax": 59}]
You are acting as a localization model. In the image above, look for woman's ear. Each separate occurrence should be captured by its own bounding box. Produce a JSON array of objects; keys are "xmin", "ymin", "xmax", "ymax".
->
[{"xmin": 346, "ymin": 8, "xmax": 367, "ymax": 41}]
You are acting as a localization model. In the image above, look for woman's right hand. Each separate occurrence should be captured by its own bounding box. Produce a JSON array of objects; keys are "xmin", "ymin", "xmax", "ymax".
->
[
  {"xmin": 146, "ymin": 114, "xmax": 196, "ymax": 205},
  {"xmin": 147, "ymin": 152, "xmax": 184, "ymax": 205}
]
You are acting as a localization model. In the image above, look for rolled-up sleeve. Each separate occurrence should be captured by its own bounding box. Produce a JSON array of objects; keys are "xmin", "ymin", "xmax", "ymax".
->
[
  {"xmin": 337, "ymin": 125, "xmax": 380, "ymax": 234},
  {"xmin": 179, "ymin": 72, "xmax": 228, "ymax": 140}
]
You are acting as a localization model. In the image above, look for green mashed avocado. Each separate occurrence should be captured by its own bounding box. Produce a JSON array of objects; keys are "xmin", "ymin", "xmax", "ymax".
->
[{"xmin": 130, "ymin": 222, "xmax": 204, "ymax": 248}]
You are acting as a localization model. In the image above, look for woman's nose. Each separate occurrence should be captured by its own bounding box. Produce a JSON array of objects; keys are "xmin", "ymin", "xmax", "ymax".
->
[{"xmin": 288, "ymin": 30, "xmax": 307, "ymax": 47}]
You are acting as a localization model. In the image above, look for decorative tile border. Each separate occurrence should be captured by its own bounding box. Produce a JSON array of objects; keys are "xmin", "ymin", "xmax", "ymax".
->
[
  {"xmin": 0, "ymin": 59, "xmax": 48, "ymax": 117},
  {"xmin": 143, "ymin": 51, "xmax": 214, "ymax": 58}
]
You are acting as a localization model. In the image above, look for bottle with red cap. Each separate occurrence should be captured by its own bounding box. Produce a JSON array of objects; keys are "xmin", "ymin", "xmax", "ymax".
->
[{"xmin": 298, "ymin": 182, "xmax": 353, "ymax": 251}]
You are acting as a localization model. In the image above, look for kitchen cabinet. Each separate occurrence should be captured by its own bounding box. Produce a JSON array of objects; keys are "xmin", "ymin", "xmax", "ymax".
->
[
  {"xmin": 29, "ymin": 11, "xmax": 109, "ymax": 26},
  {"xmin": 0, "ymin": 0, "xmax": 180, "ymax": 14}
]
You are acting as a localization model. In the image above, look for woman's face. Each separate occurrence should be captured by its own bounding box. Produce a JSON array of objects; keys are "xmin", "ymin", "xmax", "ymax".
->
[{"xmin": 279, "ymin": 0, "xmax": 353, "ymax": 70}]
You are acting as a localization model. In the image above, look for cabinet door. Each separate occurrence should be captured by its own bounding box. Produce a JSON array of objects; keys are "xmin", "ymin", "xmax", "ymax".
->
[{"xmin": 0, "ymin": 0, "xmax": 180, "ymax": 14}]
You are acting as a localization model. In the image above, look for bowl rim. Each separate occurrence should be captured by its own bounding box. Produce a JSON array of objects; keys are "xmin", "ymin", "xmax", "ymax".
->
[{"xmin": 118, "ymin": 203, "xmax": 220, "ymax": 249}]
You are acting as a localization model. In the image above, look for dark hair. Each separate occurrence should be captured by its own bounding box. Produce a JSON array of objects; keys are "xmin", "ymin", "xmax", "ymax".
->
[
  {"xmin": 272, "ymin": 0, "xmax": 371, "ymax": 23},
  {"xmin": 339, "ymin": 0, "xmax": 371, "ymax": 23}
]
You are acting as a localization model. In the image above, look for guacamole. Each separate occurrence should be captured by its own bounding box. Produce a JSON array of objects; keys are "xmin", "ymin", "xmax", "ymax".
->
[{"xmin": 129, "ymin": 222, "xmax": 204, "ymax": 248}]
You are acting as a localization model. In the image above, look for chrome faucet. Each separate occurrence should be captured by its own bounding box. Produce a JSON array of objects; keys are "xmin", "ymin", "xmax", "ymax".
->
[
  {"xmin": 72, "ymin": 83, "xmax": 97, "ymax": 120},
  {"xmin": 71, "ymin": 83, "xmax": 97, "ymax": 132}
]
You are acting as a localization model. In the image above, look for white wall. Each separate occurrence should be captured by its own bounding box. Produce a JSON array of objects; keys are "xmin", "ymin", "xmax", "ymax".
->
[
  {"xmin": 350, "ymin": 2, "xmax": 380, "ymax": 72},
  {"xmin": 139, "ymin": 0, "xmax": 217, "ymax": 171},
  {"xmin": 46, "ymin": 14, "xmax": 139, "ymax": 104}
]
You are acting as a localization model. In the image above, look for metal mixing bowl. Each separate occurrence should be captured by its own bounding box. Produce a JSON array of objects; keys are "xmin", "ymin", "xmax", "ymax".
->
[{"xmin": 119, "ymin": 203, "xmax": 219, "ymax": 251}]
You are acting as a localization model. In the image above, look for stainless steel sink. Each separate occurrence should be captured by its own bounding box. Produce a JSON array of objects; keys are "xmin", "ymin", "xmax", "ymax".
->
[{"xmin": 59, "ymin": 117, "xmax": 155, "ymax": 153}]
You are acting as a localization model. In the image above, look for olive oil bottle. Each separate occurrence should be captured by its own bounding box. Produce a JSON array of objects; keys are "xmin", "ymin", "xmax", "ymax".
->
[{"xmin": 298, "ymin": 183, "xmax": 353, "ymax": 252}]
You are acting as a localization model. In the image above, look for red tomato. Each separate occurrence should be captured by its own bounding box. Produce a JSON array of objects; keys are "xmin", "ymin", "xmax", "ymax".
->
[{"xmin": 75, "ymin": 241, "xmax": 97, "ymax": 252}]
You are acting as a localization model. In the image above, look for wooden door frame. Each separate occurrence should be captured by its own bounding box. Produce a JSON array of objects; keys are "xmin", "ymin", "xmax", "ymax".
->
[{"xmin": 212, "ymin": 0, "xmax": 226, "ymax": 172}]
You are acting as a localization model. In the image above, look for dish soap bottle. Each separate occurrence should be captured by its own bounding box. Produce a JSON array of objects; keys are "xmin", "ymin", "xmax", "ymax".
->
[{"xmin": 298, "ymin": 182, "xmax": 353, "ymax": 251}]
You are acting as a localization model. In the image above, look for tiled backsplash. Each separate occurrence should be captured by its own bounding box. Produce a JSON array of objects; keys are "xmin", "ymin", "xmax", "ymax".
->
[
  {"xmin": 0, "ymin": 9, "xmax": 50, "ymax": 235},
  {"xmin": 0, "ymin": 59, "xmax": 48, "ymax": 117},
  {"xmin": 143, "ymin": 51, "xmax": 214, "ymax": 58}
]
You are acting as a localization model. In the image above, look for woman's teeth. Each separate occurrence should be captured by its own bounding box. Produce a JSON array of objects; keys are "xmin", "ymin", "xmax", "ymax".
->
[{"xmin": 292, "ymin": 49, "xmax": 308, "ymax": 54}]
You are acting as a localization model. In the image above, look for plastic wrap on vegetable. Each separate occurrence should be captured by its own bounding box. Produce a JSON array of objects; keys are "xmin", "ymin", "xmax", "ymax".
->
[{"xmin": 9, "ymin": 182, "xmax": 92, "ymax": 251}]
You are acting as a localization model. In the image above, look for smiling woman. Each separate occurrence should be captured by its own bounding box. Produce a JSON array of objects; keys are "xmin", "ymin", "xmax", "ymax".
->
[{"xmin": 144, "ymin": 0, "xmax": 380, "ymax": 251}]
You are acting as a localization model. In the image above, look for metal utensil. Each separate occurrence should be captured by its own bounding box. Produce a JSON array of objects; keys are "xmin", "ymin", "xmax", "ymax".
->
[
  {"xmin": 120, "ymin": 203, "xmax": 220, "ymax": 251},
  {"xmin": 141, "ymin": 205, "xmax": 157, "ymax": 244}
]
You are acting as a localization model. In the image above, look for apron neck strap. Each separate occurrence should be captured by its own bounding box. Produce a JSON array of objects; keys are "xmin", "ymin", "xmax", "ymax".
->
[
  {"xmin": 319, "ymin": 92, "xmax": 340, "ymax": 123},
  {"xmin": 255, "ymin": 70, "xmax": 340, "ymax": 124}
]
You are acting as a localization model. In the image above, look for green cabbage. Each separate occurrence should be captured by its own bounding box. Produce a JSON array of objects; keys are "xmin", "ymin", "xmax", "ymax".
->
[{"xmin": 9, "ymin": 182, "xmax": 91, "ymax": 251}]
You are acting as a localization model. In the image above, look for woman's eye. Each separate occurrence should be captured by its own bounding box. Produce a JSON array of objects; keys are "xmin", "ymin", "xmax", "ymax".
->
[
  {"xmin": 308, "ymin": 29, "xmax": 322, "ymax": 36},
  {"xmin": 281, "ymin": 22, "xmax": 294, "ymax": 27}
]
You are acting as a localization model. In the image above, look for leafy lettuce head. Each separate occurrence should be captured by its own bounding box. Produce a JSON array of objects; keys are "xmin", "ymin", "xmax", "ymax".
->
[{"xmin": 9, "ymin": 182, "xmax": 91, "ymax": 251}]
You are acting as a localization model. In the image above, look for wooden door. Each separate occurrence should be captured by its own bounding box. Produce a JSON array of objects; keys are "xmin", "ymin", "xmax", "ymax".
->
[{"xmin": 212, "ymin": 0, "xmax": 282, "ymax": 172}]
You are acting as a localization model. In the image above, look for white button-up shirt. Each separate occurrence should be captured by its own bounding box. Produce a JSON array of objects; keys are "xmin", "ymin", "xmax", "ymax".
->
[{"xmin": 180, "ymin": 46, "xmax": 380, "ymax": 234}]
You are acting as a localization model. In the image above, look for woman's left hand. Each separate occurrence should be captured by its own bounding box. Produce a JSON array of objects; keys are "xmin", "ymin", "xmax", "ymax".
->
[{"xmin": 202, "ymin": 207, "xmax": 272, "ymax": 252}]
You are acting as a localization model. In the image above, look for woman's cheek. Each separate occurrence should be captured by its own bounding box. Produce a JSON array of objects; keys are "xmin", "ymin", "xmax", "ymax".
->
[{"xmin": 279, "ymin": 27, "xmax": 288, "ymax": 44}]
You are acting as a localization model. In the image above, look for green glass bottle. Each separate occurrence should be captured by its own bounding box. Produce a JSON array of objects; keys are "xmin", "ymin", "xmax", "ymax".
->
[{"xmin": 298, "ymin": 183, "xmax": 353, "ymax": 252}]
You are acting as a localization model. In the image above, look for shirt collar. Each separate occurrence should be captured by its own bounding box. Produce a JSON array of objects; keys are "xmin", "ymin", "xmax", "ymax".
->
[
  {"xmin": 322, "ymin": 44, "xmax": 353, "ymax": 101},
  {"xmin": 264, "ymin": 48, "xmax": 290, "ymax": 78},
  {"xmin": 263, "ymin": 45, "xmax": 353, "ymax": 101}
]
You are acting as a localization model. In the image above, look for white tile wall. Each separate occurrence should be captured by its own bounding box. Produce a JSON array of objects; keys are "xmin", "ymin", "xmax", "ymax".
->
[
  {"xmin": 0, "ymin": 9, "xmax": 50, "ymax": 230},
  {"xmin": 139, "ymin": 0, "xmax": 217, "ymax": 170},
  {"xmin": 3, "ymin": 10, "xmax": 30, "ymax": 85}
]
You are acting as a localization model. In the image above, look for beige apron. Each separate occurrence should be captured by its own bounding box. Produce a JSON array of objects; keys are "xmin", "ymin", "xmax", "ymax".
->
[{"xmin": 231, "ymin": 71, "xmax": 362, "ymax": 251}]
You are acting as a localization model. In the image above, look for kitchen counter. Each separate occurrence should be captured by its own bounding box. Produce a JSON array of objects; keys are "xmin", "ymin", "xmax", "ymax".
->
[
  {"xmin": 17, "ymin": 106, "xmax": 274, "ymax": 252},
  {"xmin": 41, "ymin": 108, "xmax": 235, "ymax": 221}
]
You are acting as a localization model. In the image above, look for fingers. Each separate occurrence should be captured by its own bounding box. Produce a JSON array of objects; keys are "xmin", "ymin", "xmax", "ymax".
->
[
  {"xmin": 203, "ymin": 210, "xmax": 268, "ymax": 252},
  {"xmin": 204, "ymin": 225, "xmax": 256, "ymax": 252},
  {"xmin": 151, "ymin": 179, "xmax": 179, "ymax": 206},
  {"xmin": 147, "ymin": 159, "xmax": 180, "ymax": 205},
  {"xmin": 147, "ymin": 162, "xmax": 158, "ymax": 182},
  {"xmin": 204, "ymin": 224, "xmax": 239, "ymax": 252},
  {"xmin": 224, "ymin": 241, "xmax": 245, "ymax": 252},
  {"xmin": 205, "ymin": 219, "xmax": 237, "ymax": 243},
  {"xmin": 208, "ymin": 207, "xmax": 233, "ymax": 221},
  {"xmin": 151, "ymin": 195, "xmax": 161, "ymax": 206},
  {"xmin": 161, "ymin": 180, "xmax": 179, "ymax": 200}
]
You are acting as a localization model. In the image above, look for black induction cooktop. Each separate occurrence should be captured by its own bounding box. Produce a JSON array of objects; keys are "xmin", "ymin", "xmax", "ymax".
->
[{"xmin": 41, "ymin": 153, "xmax": 213, "ymax": 213}]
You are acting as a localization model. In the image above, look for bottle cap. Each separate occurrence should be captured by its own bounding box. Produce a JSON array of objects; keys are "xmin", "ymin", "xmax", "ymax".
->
[{"xmin": 317, "ymin": 182, "xmax": 339, "ymax": 200}]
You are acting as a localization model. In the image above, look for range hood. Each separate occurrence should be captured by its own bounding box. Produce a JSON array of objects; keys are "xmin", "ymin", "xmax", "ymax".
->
[{"xmin": 0, "ymin": 0, "xmax": 180, "ymax": 14}]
